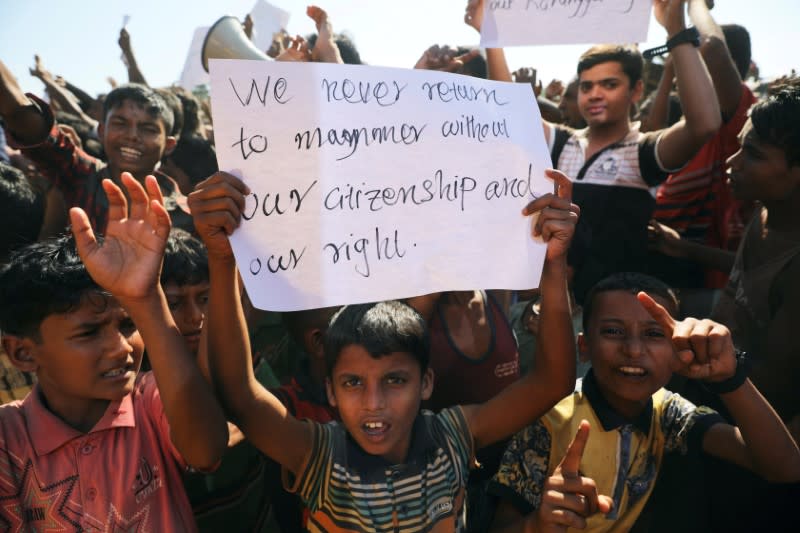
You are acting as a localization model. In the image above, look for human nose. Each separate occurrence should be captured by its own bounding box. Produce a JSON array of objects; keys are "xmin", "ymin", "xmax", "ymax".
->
[
  {"xmin": 188, "ymin": 301, "xmax": 205, "ymax": 329},
  {"xmin": 726, "ymin": 148, "xmax": 742, "ymax": 172},
  {"xmin": 107, "ymin": 329, "xmax": 134, "ymax": 361},
  {"xmin": 623, "ymin": 335, "xmax": 644, "ymax": 358},
  {"xmin": 364, "ymin": 381, "xmax": 386, "ymax": 411}
]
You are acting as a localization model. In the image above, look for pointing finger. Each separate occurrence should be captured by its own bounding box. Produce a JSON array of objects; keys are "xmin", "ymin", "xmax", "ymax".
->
[{"xmin": 557, "ymin": 419, "xmax": 590, "ymax": 476}]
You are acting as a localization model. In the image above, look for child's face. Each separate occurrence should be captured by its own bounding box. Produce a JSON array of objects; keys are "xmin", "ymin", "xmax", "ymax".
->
[
  {"xmin": 326, "ymin": 345, "xmax": 433, "ymax": 464},
  {"xmin": 28, "ymin": 294, "xmax": 144, "ymax": 424},
  {"xmin": 578, "ymin": 61, "xmax": 641, "ymax": 128},
  {"xmin": 579, "ymin": 291, "xmax": 675, "ymax": 420},
  {"xmin": 100, "ymin": 99, "xmax": 174, "ymax": 179},
  {"xmin": 164, "ymin": 281, "xmax": 209, "ymax": 355},
  {"xmin": 727, "ymin": 119, "xmax": 800, "ymax": 203}
]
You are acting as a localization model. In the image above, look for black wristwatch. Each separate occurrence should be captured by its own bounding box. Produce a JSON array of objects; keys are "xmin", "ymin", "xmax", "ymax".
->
[
  {"xmin": 704, "ymin": 349, "xmax": 750, "ymax": 395},
  {"xmin": 643, "ymin": 27, "xmax": 701, "ymax": 59}
]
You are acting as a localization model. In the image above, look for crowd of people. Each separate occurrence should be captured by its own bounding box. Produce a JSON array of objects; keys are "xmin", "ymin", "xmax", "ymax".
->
[{"xmin": 1, "ymin": 0, "xmax": 799, "ymax": 531}]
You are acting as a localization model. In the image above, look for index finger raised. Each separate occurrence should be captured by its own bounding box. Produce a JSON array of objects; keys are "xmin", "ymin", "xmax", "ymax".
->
[
  {"xmin": 636, "ymin": 291, "xmax": 675, "ymax": 335},
  {"xmin": 545, "ymin": 168, "xmax": 573, "ymax": 202},
  {"xmin": 557, "ymin": 419, "xmax": 590, "ymax": 476}
]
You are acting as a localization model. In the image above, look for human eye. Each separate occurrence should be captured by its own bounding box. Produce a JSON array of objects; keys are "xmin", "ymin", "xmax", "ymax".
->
[
  {"xmin": 601, "ymin": 326, "xmax": 625, "ymax": 337},
  {"xmin": 76, "ymin": 325, "xmax": 101, "ymax": 338},
  {"xmin": 602, "ymin": 80, "xmax": 619, "ymax": 90},
  {"xmin": 644, "ymin": 327, "xmax": 666, "ymax": 339},
  {"xmin": 119, "ymin": 317, "xmax": 138, "ymax": 337},
  {"xmin": 167, "ymin": 299, "xmax": 181, "ymax": 311},
  {"xmin": 341, "ymin": 377, "xmax": 362, "ymax": 389},
  {"xmin": 385, "ymin": 374, "xmax": 408, "ymax": 386},
  {"xmin": 579, "ymin": 82, "xmax": 593, "ymax": 93}
]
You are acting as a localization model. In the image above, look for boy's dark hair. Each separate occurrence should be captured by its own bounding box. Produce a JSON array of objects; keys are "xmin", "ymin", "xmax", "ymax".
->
[
  {"xmin": 103, "ymin": 83, "xmax": 175, "ymax": 134},
  {"xmin": 749, "ymin": 76, "xmax": 800, "ymax": 167},
  {"xmin": 0, "ymin": 234, "xmax": 103, "ymax": 339},
  {"xmin": 167, "ymin": 135, "xmax": 218, "ymax": 187},
  {"xmin": 582, "ymin": 272, "xmax": 679, "ymax": 332},
  {"xmin": 0, "ymin": 162, "xmax": 45, "ymax": 263},
  {"xmin": 161, "ymin": 228, "xmax": 208, "ymax": 287},
  {"xmin": 283, "ymin": 306, "xmax": 341, "ymax": 348},
  {"xmin": 306, "ymin": 32, "xmax": 363, "ymax": 65},
  {"xmin": 169, "ymin": 86, "xmax": 203, "ymax": 139},
  {"xmin": 154, "ymin": 88, "xmax": 185, "ymax": 138},
  {"xmin": 324, "ymin": 301, "xmax": 429, "ymax": 375},
  {"xmin": 578, "ymin": 44, "xmax": 644, "ymax": 87},
  {"xmin": 455, "ymin": 46, "xmax": 487, "ymax": 79},
  {"xmin": 721, "ymin": 24, "xmax": 751, "ymax": 80}
]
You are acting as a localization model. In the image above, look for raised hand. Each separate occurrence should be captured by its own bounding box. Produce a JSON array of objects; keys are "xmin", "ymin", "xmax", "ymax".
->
[
  {"xmin": 28, "ymin": 54, "xmax": 51, "ymax": 81},
  {"xmin": 276, "ymin": 35, "xmax": 311, "ymax": 63},
  {"xmin": 307, "ymin": 5, "xmax": 343, "ymax": 64},
  {"xmin": 637, "ymin": 291, "xmax": 737, "ymax": 381},
  {"xmin": 465, "ymin": 0, "xmax": 485, "ymax": 32},
  {"xmin": 529, "ymin": 420, "xmax": 613, "ymax": 532},
  {"xmin": 647, "ymin": 219, "xmax": 686, "ymax": 258},
  {"xmin": 70, "ymin": 172, "xmax": 171, "ymax": 302},
  {"xmin": 414, "ymin": 44, "xmax": 480, "ymax": 73},
  {"xmin": 522, "ymin": 169, "xmax": 580, "ymax": 261},
  {"xmin": 188, "ymin": 171, "xmax": 250, "ymax": 261},
  {"xmin": 653, "ymin": 0, "xmax": 687, "ymax": 35}
]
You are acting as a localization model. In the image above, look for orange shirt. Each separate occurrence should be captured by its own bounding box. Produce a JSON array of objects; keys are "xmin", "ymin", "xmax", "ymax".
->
[{"xmin": 0, "ymin": 372, "xmax": 197, "ymax": 532}]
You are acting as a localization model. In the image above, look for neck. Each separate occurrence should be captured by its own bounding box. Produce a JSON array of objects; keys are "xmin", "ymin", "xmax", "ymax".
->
[
  {"xmin": 39, "ymin": 388, "xmax": 109, "ymax": 434},
  {"xmin": 587, "ymin": 119, "xmax": 632, "ymax": 147}
]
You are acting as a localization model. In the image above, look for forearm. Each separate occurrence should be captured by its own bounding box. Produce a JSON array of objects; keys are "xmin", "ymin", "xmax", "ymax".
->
[
  {"xmin": 205, "ymin": 256, "xmax": 258, "ymax": 420},
  {"xmin": 124, "ymin": 289, "xmax": 228, "ymax": 468},
  {"xmin": 719, "ymin": 379, "xmax": 800, "ymax": 482},
  {"xmin": 63, "ymin": 80, "xmax": 95, "ymax": 109},
  {"xmin": 0, "ymin": 69, "xmax": 49, "ymax": 144},
  {"xmin": 678, "ymin": 239, "xmax": 736, "ymax": 273},
  {"xmin": 37, "ymin": 76, "xmax": 97, "ymax": 128},
  {"xmin": 486, "ymin": 48, "xmax": 512, "ymax": 82},
  {"xmin": 670, "ymin": 33, "xmax": 721, "ymax": 139},
  {"xmin": 533, "ymin": 257, "xmax": 576, "ymax": 396},
  {"xmin": 122, "ymin": 49, "xmax": 149, "ymax": 86}
]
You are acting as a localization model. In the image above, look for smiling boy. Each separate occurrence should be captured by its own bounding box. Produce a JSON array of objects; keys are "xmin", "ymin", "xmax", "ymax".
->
[
  {"xmin": 0, "ymin": 59, "xmax": 192, "ymax": 235},
  {"xmin": 487, "ymin": 272, "xmax": 800, "ymax": 532},
  {"xmin": 0, "ymin": 173, "xmax": 227, "ymax": 530},
  {"xmin": 188, "ymin": 168, "xmax": 579, "ymax": 531}
]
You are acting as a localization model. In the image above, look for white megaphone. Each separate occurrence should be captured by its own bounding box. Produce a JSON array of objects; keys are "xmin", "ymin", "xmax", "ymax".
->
[{"xmin": 201, "ymin": 15, "xmax": 271, "ymax": 72}]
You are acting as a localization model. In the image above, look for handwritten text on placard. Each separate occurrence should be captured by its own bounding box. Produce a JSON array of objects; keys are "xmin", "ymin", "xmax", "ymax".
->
[
  {"xmin": 480, "ymin": 0, "xmax": 651, "ymax": 47},
  {"xmin": 209, "ymin": 60, "xmax": 551, "ymax": 311}
]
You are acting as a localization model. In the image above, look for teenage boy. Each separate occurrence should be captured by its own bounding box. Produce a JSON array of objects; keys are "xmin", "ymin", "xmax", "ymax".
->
[
  {"xmin": 0, "ymin": 59, "xmax": 192, "ymax": 235},
  {"xmin": 487, "ymin": 273, "xmax": 800, "ymax": 532},
  {"xmin": 465, "ymin": 0, "xmax": 721, "ymax": 302},
  {"xmin": 189, "ymin": 168, "xmax": 579, "ymax": 531},
  {"xmin": 0, "ymin": 173, "xmax": 228, "ymax": 529}
]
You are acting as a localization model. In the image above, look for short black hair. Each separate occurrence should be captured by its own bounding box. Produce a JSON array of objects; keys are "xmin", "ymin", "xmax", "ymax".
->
[
  {"xmin": 582, "ymin": 272, "xmax": 679, "ymax": 332},
  {"xmin": 166, "ymin": 135, "xmax": 218, "ymax": 188},
  {"xmin": 161, "ymin": 228, "xmax": 208, "ymax": 287},
  {"xmin": 283, "ymin": 306, "xmax": 340, "ymax": 347},
  {"xmin": 721, "ymin": 24, "xmax": 751, "ymax": 80},
  {"xmin": 169, "ymin": 86, "xmax": 203, "ymax": 139},
  {"xmin": 749, "ymin": 76, "xmax": 800, "ymax": 167},
  {"xmin": 0, "ymin": 162, "xmax": 45, "ymax": 264},
  {"xmin": 455, "ymin": 46, "xmax": 487, "ymax": 79},
  {"xmin": 324, "ymin": 300, "xmax": 429, "ymax": 376},
  {"xmin": 578, "ymin": 44, "xmax": 643, "ymax": 87},
  {"xmin": 155, "ymin": 88, "xmax": 185, "ymax": 138},
  {"xmin": 103, "ymin": 83, "xmax": 174, "ymax": 134},
  {"xmin": 0, "ymin": 234, "xmax": 104, "ymax": 339}
]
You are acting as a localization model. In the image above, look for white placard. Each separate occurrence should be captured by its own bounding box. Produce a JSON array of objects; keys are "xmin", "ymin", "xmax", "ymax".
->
[
  {"xmin": 209, "ymin": 60, "xmax": 552, "ymax": 311},
  {"xmin": 178, "ymin": 26, "xmax": 210, "ymax": 90},
  {"xmin": 480, "ymin": 0, "xmax": 652, "ymax": 47},
  {"xmin": 249, "ymin": 0, "xmax": 291, "ymax": 54}
]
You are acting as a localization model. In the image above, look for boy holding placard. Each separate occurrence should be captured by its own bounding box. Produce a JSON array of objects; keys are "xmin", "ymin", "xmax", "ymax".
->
[
  {"xmin": 189, "ymin": 167, "xmax": 579, "ymax": 531},
  {"xmin": 465, "ymin": 0, "xmax": 721, "ymax": 303}
]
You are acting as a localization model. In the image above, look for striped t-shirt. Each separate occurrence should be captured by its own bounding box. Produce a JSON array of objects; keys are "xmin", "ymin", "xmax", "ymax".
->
[{"xmin": 284, "ymin": 407, "xmax": 474, "ymax": 532}]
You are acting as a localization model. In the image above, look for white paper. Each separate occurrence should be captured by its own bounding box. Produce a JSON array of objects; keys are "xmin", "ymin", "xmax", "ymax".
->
[
  {"xmin": 209, "ymin": 60, "xmax": 552, "ymax": 311},
  {"xmin": 480, "ymin": 0, "xmax": 652, "ymax": 47},
  {"xmin": 178, "ymin": 26, "xmax": 210, "ymax": 90},
  {"xmin": 249, "ymin": 0, "xmax": 291, "ymax": 54}
]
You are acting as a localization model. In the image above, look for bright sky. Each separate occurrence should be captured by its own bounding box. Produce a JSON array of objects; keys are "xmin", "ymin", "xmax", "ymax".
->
[{"xmin": 2, "ymin": 0, "xmax": 798, "ymax": 97}]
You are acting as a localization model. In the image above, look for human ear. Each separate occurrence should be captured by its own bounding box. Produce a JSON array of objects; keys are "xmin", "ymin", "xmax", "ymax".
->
[
  {"xmin": 325, "ymin": 377, "xmax": 337, "ymax": 407},
  {"xmin": 162, "ymin": 135, "xmax": 177, "ymax": 157},
  {"xmin": 420, "ymin": 368, "xmax": 435, "ymax": 401},
  {"xmin": 306, "ymin": 329, "xmax": 325, "ymax": 359},
  {"xmin": 2, "ymin": 336, "xmax": 38, "ymax": 372},
  {"xmin": 577, "ymin": 333, "xmax": 590, "ymax": 363}
]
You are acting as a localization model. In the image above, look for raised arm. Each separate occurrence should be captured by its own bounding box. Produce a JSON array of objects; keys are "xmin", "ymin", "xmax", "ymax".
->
[
  {"xmin": 640, "ymin": 57, "xmax": 675, "ymax": 132},
  {"xmin": 118, "ymin": 28, "xmax": 149, "ymax": 86},
  {"xmin": 70, "ymin": 172, "xmax": 228, "ymax": 469},
  {"xmin": 687, "ymin": 0, "xmax": 743, "ymax": 119},
  {"xmin": 29, "ymin": 56, "xmax": 98, "ymax": 129},
  {"xmin": 639, "ymin": 292, "xmax": 800, "ymax": 483},
  {"xmin": 0, "ymin": 59, "xmax": 49, "ymax": 144},
  {"xmin": 463, "ymin": 170, "xmax": 577, "ymax": 450},
  {"xmin": 653, "ymin": 0, "xmax": 721, "ymax": 170},
  {"xmin": 189, "ymin": 171, "xmax": 312, "ymax": 475}
]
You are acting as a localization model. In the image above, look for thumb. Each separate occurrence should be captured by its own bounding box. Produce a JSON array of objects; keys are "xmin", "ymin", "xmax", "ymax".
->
[{"xmin": 597, "ymin": 495, "xmax": 614, "ymax": 515}]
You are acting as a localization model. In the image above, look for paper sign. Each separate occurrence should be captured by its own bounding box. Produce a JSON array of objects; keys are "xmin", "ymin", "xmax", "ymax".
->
[
  {"xmin": 209, "ymin": 60, "xmax": 552, "ymax": 311},
  {"xmin": 249, "ymin": 0, "xmax": 291, "ymax": 54},
  {"xmin": 480, "ymin": 0, "xmax": 652, "ymax": 47},
  {"xmin": 178, "ymin": 26, "xmax": 210, "ymax": 90}
]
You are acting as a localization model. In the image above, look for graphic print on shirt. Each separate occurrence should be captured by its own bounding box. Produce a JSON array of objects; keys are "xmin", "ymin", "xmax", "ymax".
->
[
  {"xmin": 132, "ymin": 456, "xmax": 162, "ymax": 504},
  {"xmin": 0, "ymin": 459, "xmax": 81, "ymax": 531}
]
